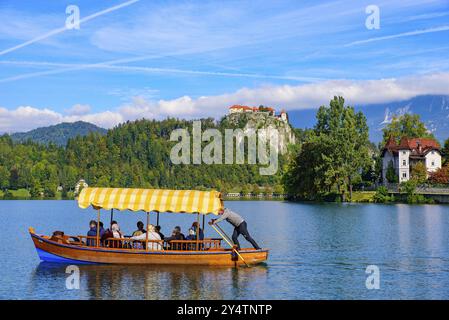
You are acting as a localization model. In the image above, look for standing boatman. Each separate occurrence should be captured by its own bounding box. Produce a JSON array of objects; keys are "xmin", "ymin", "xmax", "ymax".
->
[{"xmin": 209, "ymin": 208, "xmax": 261, "ymax": 250}]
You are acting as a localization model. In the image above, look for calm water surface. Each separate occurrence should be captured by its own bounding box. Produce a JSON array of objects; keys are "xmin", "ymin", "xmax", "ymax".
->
[{"xmin": 1, "ymin": 200, "xmax": 449, "ymax": 299}]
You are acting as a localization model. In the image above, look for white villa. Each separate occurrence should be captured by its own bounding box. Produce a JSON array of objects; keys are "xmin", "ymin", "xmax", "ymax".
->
[{"xmin": 381, "ymin": 137, "xmax": 442, "ymax": 183}]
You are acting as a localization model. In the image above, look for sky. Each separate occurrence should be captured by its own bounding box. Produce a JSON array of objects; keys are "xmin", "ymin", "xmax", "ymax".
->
[{"xmin": 1, "ymin": 0, "xmax": 449, "ymax": 132}]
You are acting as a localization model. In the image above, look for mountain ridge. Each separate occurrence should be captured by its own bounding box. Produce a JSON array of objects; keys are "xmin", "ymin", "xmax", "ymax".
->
[
  {"xmin": 287, "ymin": 94, "xmax": 449, "ymax": 143},
  {"xmin": 10, "ymin": 121, "xmax": 107, "ymax": 146}
]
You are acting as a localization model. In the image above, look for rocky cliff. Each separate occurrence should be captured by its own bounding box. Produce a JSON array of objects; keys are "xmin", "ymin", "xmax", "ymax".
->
[{"xmin": 221, "ymin": 111, "xmax": 296, "ymax": 154}]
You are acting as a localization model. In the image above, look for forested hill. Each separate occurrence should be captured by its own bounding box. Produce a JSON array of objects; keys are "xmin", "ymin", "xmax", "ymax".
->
[
  {"xmin": 10, "ymin": 121, "xmax": 107, "ymax": 146},
  {"xmin": 0, "ymin": 117, "xmax": 286, "ymax": 197}
]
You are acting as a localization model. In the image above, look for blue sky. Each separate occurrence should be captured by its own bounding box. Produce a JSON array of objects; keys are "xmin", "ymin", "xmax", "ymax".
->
[{"xmin": 1, "ymin": 0, "xmax": 449, "ymax": 132}]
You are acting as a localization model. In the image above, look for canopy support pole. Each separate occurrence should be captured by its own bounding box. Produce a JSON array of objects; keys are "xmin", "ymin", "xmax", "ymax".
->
[
  {"xmin": 196, "ymin": 213, "xmax": 200, "ymax": 251},
  {"xmin": 156, "ymin": 212, "xmax": 160, "ymax": 226},
  {"xmin": 110, "ymin": 209, "xmax": 114, "ymax": 228},
  {"xmin": 146, "ymin": 212, "xmax": 150, "ymax": 252},
  {"xmin": 202, "ymin": 215, "xmax": 205, "ymax": 234},
  {"xmin": 96, "ymin": 209, "xmax": 100, "ymax": 248}
]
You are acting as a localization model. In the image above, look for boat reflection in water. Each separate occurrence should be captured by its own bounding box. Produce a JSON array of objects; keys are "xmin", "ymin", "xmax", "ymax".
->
[{"xmin": 31, "ymin": 262, "xmax": 268, "ymax": 300}]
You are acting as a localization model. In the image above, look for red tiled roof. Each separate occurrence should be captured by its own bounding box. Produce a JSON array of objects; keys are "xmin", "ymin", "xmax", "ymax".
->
[
  {"xmin": 382, "ymin": 136, "xmax": 440, "ymax": 156},
  {"xmin": 397, "ymin": 137, "xmax": 440, "ymax": 150},
  {"xmin": 229, "ymin": 105, "xmax": 253, "ymax": 110},
  {"xmin": 229, "ymin": 105, "xmax": 275, "ymax": 112}
]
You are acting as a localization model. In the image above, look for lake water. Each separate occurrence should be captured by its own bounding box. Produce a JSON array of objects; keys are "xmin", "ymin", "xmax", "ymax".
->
[{"xmin": 1, "ymin": 200, "xmax": 449, "ymax": 300}]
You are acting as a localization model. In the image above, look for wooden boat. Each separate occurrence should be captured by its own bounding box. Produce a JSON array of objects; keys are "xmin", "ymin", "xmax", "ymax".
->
[{"xmin": 29, "ymin": 187, "xmax": 269, "ymax": 266}]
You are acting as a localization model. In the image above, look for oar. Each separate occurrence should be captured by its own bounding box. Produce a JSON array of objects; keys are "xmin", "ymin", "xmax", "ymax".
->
[
  {"xmin": 211, "ymin": 224, "xmax": 249, "ymax": 267},
  {"xmin": 215, "ymin": 223, "xmax": 234, "ymax": 246}
]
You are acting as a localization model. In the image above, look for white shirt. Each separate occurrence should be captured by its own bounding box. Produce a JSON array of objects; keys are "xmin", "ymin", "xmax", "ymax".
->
[{"xmin": 131, "ymin": 231, "xmax": 162, "ymax": 250}]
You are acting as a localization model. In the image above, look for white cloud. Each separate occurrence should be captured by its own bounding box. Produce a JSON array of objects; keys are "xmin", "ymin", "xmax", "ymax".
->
[
  {"xmin": 65, "ymin": 104, "xmax": 91, "ymax": 116},
  {"xmin": 64, "ymin": 111, "xmax": 124, "ymax": 129},
  {"xmin": 2, "ymin": 72, "xmax": 449, "ymax": 133},
  {"xmin": 345, "ymin": 25, "xmax": 449, "ymax": 47},
  {"xmin": 0, "ymin": 105, "xmax": 123, "ymax": 133},
  {"xmin": 0, "ymin": 106, "xmax": 62, "ymax": 132}
]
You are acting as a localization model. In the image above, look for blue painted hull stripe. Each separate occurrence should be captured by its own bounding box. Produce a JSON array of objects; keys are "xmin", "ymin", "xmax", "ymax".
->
[{"xmin": 36, "ymin": 248, "xmax": 99, "ymax": 264}]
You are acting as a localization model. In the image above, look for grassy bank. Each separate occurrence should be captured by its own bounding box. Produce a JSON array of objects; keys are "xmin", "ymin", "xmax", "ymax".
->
[
  {"xmin": 0, "ymin": 189, "xmax": 75, "ymax": 200},
  {"xmin": 350, "ymin": 191, "xmax": 375, "ymax": 203},
  {"xmin": 0, "ymin": 188, "xmax": 31, "ymax": 198}
]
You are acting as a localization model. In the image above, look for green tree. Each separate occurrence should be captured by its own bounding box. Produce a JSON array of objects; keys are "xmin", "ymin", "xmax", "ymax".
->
[
  {"xmin": 273, "ymin": 184, "xmax": 284, "ymax": 194},
  {"xmin": 410, "ymin": 162, "xmax": 427, "ymax": 184},
  {"xmin": 241, "ymin": 184, "xmax": 250, "ymax": 196},
  {"xmin": 0, "ymin": 165, "xmax": 10, "ymax": 190},
  {"xmin": 43, "ymin": 182, "xmax": 57, "ymax": 198},
  {"xmin": 283, "ymin": 138, "xmax": 329, "ymax": 200},
  {"xmin": 9, "ymin": 166, "xmax": 19, "ymax": 189},
  {"xmin": 373, "ymin": 186, "xmax": 393, "ymax": 203},
  {"xmin": 382, "ymin": 113, "xmax": 434, "ymax": 143},
  {"xmin": 399, "ymin": 179, "xmax": 430, "ymax": 204},
  {"xmin": 284, "ymin": 97, "xmax": 372, "ymax": 201},
  {"xmin": 386, "ymin": 161, "xmax": 398, "ymax": 183},
  {"xmin": 442, "ymin": 138, "xmax": 449, "ymax": 165}
]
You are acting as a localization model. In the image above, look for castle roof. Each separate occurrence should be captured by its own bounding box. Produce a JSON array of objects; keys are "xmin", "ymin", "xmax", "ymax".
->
[
  {"xmin": 229, "ymin": 105, "xmax": 275, "ymax": 112},
  {"xmin": 229, "ymin": 105, "xmax": 254, "ymax": 110}
]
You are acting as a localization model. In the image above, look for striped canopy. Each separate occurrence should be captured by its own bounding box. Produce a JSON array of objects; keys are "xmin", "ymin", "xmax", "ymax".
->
[{"xmin": 78, "ymin": 187, "xmax": 223, "ymax": 215}]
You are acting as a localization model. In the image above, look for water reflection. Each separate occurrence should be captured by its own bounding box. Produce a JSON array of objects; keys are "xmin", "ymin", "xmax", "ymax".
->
[
  {"xmin": 31, "ymin": 262, "xmax": 268, "ymax": 300},
  {"xmin": 423, "ymin": 205, "xmax": 443, "ymax": 255},
  {"xmin": 4, "ymin": 200, "xmax": 449, "ymax": 299},
  {"xmin": 397, "ymin": 204, "xmax": 411, "ymax": 253}
]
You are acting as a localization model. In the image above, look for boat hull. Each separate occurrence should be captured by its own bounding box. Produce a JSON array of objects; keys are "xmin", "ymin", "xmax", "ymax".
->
[{"xmin": 30, "ymin": 232, "xmax": 268, "ymax": 266}]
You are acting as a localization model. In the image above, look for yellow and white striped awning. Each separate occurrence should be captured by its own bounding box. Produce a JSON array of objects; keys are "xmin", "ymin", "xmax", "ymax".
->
[{"xmin": 78, "ymin": 187, "xmax": 223, "ymax": 215}]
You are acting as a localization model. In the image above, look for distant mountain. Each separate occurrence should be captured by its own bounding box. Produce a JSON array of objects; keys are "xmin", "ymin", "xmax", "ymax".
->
[
  {"xmin": 10, "ymin": 121, "xmax": 107, "ymax": 146},
  {"xmin": 288, "ymin": 95, "xmax": 449, "ymax": 144}
]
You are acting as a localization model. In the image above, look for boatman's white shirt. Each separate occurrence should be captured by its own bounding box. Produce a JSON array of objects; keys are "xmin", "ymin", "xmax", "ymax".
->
[{"xmin": 215, "ymin": 208, "xmax": 244, "ymax": 227}]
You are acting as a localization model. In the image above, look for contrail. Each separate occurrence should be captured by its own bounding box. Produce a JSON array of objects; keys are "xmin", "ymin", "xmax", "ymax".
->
[
  {"xmin": 0, "ymin": 0, "xmax": 140, "ymax": 56},
  {"xmin": 345, "ymin": 25, "xmax": 449, "ymax": 47},
  {"xmin": 0, "ymin": 60, "xmax": 325, "ymax": 83}
]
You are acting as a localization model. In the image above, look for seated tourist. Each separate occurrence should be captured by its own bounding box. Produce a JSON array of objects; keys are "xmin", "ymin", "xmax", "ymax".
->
[
  {"xmin": 132, "ymin": 221, "xmax": 146, "ymax": 237},
  {"xmin": 165, "ymin": 226, "xmax": 185, "ymax": 241},
  {"xmin": 130, "ymin": 224, "xmax": 162, "ymax": 250},
  {"xmin": 87, "ymin": 220, "xmax": 98, "ymax": 246},
  {"xmin": 111, "ymin": 222, "xmax": 123, "ymax": 238},
  {"xmin": 186, "ymin": 228, "xmax": 196, "ymax": 240},
  {"xmin": 110, "ymin": 222, "xmax": 124, "ymax": 248},
  {"xmin": 164, "ymin": 226, "xmax": 185, "ymax": 250},
  {"xmin": 98, "ymin": 221, "xmax": 106, "ymax": 238},
  {"xmin": 155, "ymin": 225, "xmax": 165, "ymax": 240},
  {"xmin": 191, "ymin": 222, "xmax": 204, "ymax": 240}
]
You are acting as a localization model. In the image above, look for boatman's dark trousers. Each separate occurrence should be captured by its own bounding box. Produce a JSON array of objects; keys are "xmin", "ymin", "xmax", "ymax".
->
[{"xmin": 232, "ymin": 221, "xmax": 260, "ymax": 250}]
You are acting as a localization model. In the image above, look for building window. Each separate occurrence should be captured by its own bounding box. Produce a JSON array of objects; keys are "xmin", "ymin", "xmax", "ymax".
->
[
  {"xmin": 402, "ymin": 172, "xmax": 407, "ymax": 178},
  {"xmin": 431, "ymin": 151, "xmax": 435, "ymax": 155},
  {"xmin": 402, "ymin": 151, "xmax": 406, "ymax": 155},
  {"xmin": 402, "ymin": 160, "xmax": 406, "ymax": 166},
  {"xmin": 432, "ymin": 161, "xmax": 435, "ymax": 166}
]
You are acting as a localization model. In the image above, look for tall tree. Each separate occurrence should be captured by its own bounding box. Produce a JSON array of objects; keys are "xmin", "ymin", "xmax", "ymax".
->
[
  {"xmin": 284, "ymin": 96, "xmax": 371, "ymax": 200},
  {"xmin": 315, "ymin": 96, "xmax": 371, "ymax": 200},
  {"xmin": 442, "ymin": 138, "xmax": 449, "ymax": 165},
  {"xmin": 386, "ymin": 161, "xmax": 398, "ymax": 183},
  {"xmin": 382, "ymin": 113, "xmax": 435, "ymax": 143},
  {"xmin": 0, "ymin": 165, "xmax": 10, "ymax": 191}
]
